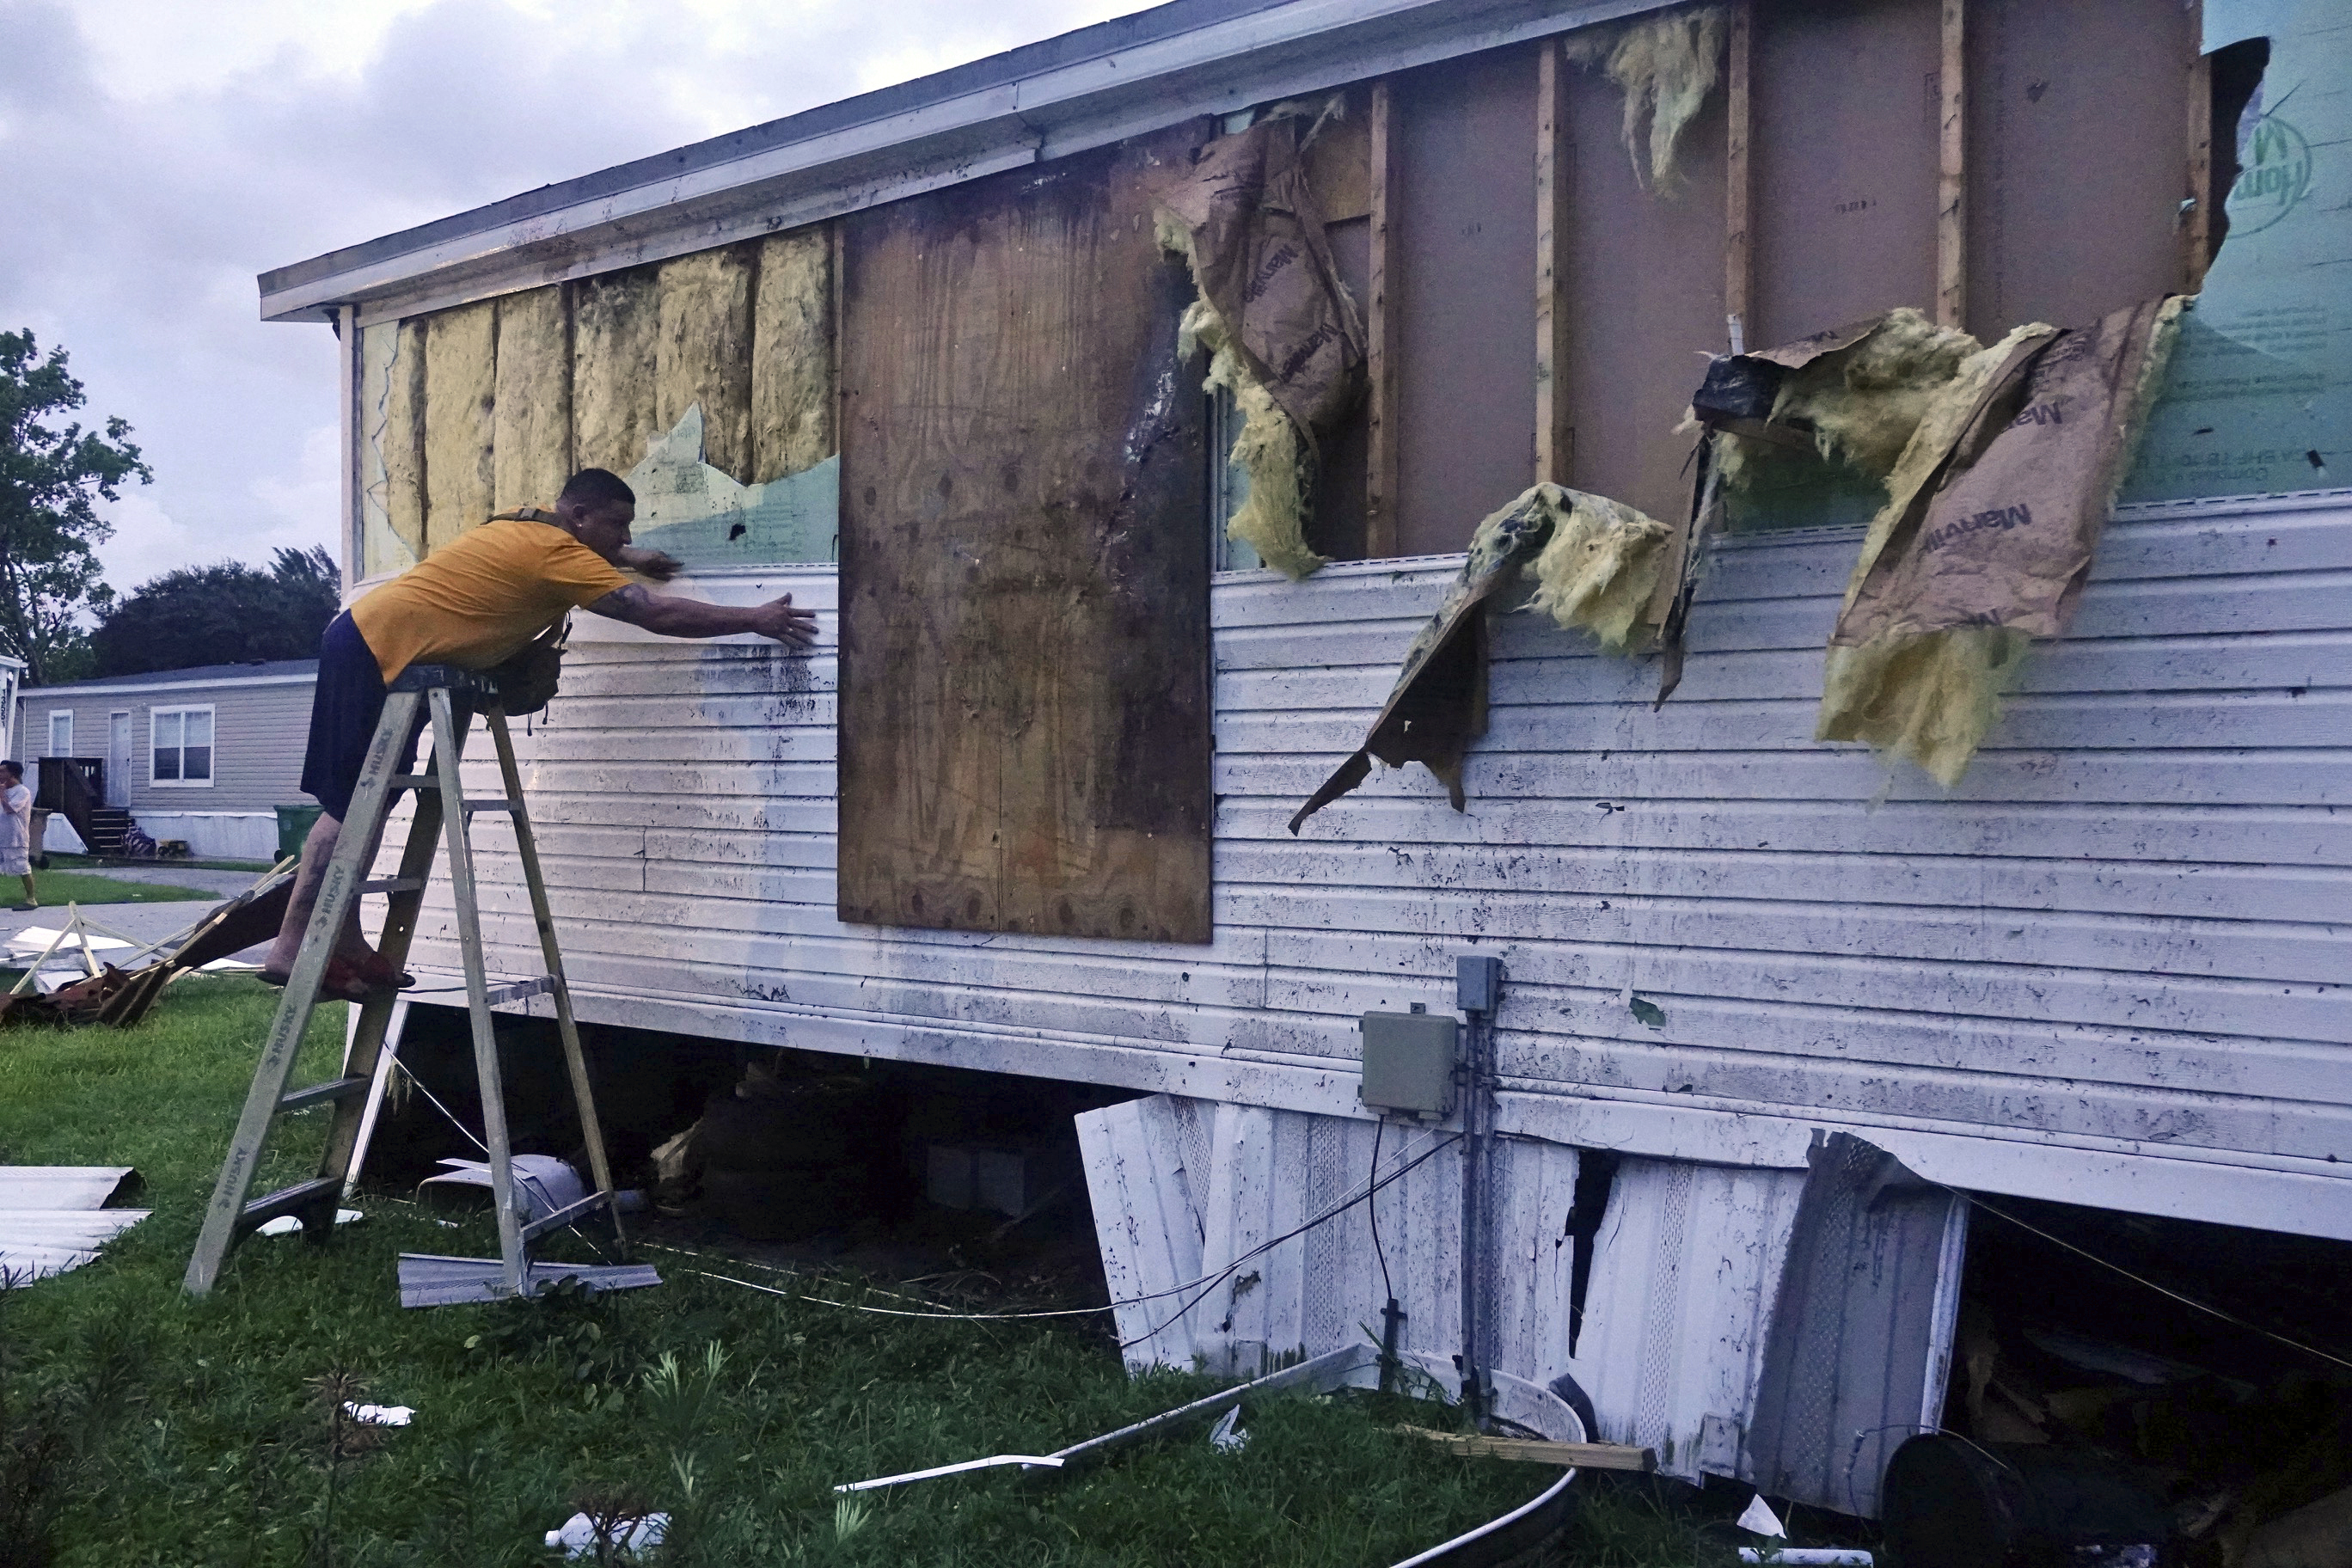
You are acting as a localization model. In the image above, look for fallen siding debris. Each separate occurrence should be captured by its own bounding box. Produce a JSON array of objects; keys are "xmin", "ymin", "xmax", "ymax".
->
[
  {"xmin": 1817, "ymin": 297, "xmax": 2185, "ymax": 785},
  {"xmin": 395, "ymin": 1254, "xmax": 660, "ymax": 1309},
  {"xmin": 0, "ymin": 1166, "xmax": 149, "ymax": 1286},
  {"xmin": 1289, "ymin": 483, "xmax": 1669, "ymax": 830},
  {"xmin": 1561, "ymin": 4, "xmax": 1729, "ymax": 191},
  {"xmin": 1157, "ymin": 117, "xmax": 1366, "ymax": 579}
]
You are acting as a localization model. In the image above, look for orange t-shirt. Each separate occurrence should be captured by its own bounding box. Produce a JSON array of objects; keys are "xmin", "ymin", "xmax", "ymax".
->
[{"xmin": 349, "ymin": 518, "xmax": 631, "ymax": 683}]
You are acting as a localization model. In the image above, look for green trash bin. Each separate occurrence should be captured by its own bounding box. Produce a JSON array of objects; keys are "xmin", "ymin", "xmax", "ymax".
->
[{"xmin": 275, "ymin": 803, "xmax": 323, "ymax": 861}]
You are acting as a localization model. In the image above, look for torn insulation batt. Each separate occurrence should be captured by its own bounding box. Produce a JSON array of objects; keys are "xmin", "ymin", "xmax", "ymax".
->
[
  {"xmin": 1818, "ymin": 297, "xmax": 2187, "ymax": 785},
  {"xmin": 1562, "ymin": 3, "xmax": 1729, "ymax": 191},
  {"xmin": 1157, "ymin": 117, "xmax": 1364, "ymax": 579},
  {"xmin": 1290, "ymin": 483, "xmax": 1669, "ymax": 830}
]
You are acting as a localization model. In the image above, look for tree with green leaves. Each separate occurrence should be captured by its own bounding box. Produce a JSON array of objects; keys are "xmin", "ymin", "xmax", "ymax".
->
[
  {"xmin": 89, "ymin": 546, "xmax": 340, "ymax": 677},
  {"xmin": 0, "ymin": 330, "xmax": 147, "ymax": 684}
]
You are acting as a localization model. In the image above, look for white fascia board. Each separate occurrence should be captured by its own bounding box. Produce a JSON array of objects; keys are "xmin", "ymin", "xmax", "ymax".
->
[{"xmin": 271, "ymin": 0, "xmax": 1659, "ymax": 326}]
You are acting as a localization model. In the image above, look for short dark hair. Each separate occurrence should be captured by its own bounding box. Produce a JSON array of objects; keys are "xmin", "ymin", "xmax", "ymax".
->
[
  {"xmin": 558, "ymin": 469, "xmax": 636, "ymax": 510},
  {"xmin": 0, "ymin": 761, "xmax": 21, "ymax": 781}
]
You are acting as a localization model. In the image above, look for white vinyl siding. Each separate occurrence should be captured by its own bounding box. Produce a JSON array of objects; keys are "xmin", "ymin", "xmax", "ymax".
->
[
  {"xmin": 150, "ymin": 706, "xmax": 215, "ymax": 787},
  {"xmin": 390, "ymin": 491, "xmax": 2352, "ymax": 1240}
]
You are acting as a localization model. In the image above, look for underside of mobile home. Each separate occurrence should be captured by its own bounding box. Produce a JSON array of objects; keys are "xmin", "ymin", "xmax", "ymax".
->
[{"xmin": 265, "ymin": 0, "xmax": 2349, "ymax": 1520}]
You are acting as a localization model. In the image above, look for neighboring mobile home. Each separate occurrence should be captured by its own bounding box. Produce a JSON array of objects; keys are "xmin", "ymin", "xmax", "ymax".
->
[
  {"xmin": 260, "ymin": 0, "xmax": 2347, "ymax": 1517},
  {"xmin": 18, "ymin": 660, "xmax": 316, "ymax": 860}
]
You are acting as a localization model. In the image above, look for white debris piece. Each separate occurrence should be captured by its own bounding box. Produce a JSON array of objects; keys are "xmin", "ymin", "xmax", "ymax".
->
[
  {"xmin": 342, "ymin": 1403, "xmax": 413, "ymax": 1426},
  {"xmin": 1737, "ymin": 1553, "xmax": 1872, "ymax": 1565},
  {"xmin": 545, "ymin": 1510, "xmax": 667, "ymax": 1558},
  {"xmin": 1208, "ymin": 1406, "xmax": 1249, "ymax": 1452},
  {"xmin": 1737, "ymin": 1492, "xmax": 1788, "ymax": 1538},
  {"xmin": 256, "ymin": 1209, "xmax": 363, "ymax": 1237}
]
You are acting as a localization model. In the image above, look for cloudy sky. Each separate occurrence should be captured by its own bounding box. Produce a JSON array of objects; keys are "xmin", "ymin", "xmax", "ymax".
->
[{"xmin": 0, "ymin": 0, "xmax": 1144, "ymax": 597}]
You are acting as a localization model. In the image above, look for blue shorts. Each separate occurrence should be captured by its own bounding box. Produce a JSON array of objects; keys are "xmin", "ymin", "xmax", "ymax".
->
[{"xmin": 299, "ymin": 614, "xmax": 428, "ymax": 821}]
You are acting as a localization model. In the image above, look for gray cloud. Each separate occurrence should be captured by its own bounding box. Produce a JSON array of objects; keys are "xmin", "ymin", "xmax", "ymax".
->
[{"xmin": 0, "ymin": 0, "xmax": 1135, "ymax": 594}]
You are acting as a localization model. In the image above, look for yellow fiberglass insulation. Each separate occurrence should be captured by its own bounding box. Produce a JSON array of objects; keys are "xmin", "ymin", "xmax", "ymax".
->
[
  {"xmin": 1462, "ymin": 482, "xmax": 1671, "ymax": 652},
  {"xmin": 1773, "ymin": 307, "xmax": 1981, "ymax": 481},
  {"xmin": 1818, "ymin": 627, "xmax": 2031, "ymax": 790},
  {"xmin": 1563, "ymin": 5, "xmax": 1728, "ymax": 191},
  {"xmin": 1161, "ymin": 203, "xmax": 1326, "ymax": 579}
]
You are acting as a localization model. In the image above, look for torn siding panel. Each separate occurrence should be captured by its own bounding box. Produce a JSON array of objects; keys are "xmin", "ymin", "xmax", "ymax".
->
[
  {"xmin": 421, "ymin": 297, "xmax": 497, "ymax": 548},
  {"xmin": 492, "ymin": 285, "xmax": 572, "ymax": 512},
  {"xmin": 655, "ymin": 245, "xmax": 756, "ymax": 485},
  {"xmin": 750, "ymin": 228, "xmax": 835, "ymax": 481},
  {"xmin": 572, "ymin": 267, "xmax": 662, "ymax": 476},
  {"xmin": 1557, "ymin": 1158, "xmax": 1805, "ymax": 1479}
]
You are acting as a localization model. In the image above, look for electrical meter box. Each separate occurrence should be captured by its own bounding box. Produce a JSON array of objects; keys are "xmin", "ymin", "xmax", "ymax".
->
[{"xmin": 1359, "ymin": 1010, "xmax": 1459, "ymax": 1118}]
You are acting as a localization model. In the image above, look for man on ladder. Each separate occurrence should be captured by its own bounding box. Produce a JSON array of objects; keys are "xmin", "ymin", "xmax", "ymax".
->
[
  {"xmin": 262, "ymin": 467, "xmax": 815, "ymax": 997},
  {"xmin": 188, "ymin": 467, "xmax": 814, "ymax": 1299}
]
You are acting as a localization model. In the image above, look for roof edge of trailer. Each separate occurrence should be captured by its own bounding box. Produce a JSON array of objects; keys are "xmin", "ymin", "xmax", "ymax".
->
[{"xmin": 259, "ymin": 0, "xmax": 1658, "ymax": 326}]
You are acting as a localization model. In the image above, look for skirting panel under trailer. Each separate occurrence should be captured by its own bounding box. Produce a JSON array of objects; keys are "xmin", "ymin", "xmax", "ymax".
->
[{"xmin": 1073, "ymin": 1094, "xmax": 1963, "ymax": 1520}]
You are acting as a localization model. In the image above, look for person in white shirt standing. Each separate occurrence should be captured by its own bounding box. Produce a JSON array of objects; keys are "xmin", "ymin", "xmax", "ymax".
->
[{"xmin": 0, "ymin": 763, "xmax": 36, "ymax": 911}]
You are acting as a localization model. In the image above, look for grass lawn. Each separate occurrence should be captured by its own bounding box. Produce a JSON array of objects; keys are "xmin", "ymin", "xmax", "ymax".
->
[
  {"xmin": 0, "ymin": 982, "xmax": 1736, "ymax": 1567},
  {"xmin": 15, "ymin": 868, "xmax": 224, "ymax": 907},
  {"xmin": 45, "ymin": 852, "xmax": 279, "ymax": 876}
]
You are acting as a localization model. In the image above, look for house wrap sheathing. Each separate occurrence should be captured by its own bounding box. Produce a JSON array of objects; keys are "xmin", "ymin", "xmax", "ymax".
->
[{"xmin": 267, "ymin": 0, "xmax": 2350, "ymax": 1518}]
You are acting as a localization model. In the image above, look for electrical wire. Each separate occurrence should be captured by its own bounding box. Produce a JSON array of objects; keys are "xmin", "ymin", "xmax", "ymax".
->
[
  {"xmin": 669, "ymin": 1129, "xmax": 1462, "ymax": 1336},
  {"xmin": 1369, "ymin": 1116, "xmax": 1395, "ymax": 1308},
  {"xmin": 1960, "ymin": 1191, "xmax": 2352, "ymax": 1375},
  {"xmin": 1118, "ymin": 1131, "xmax": 1461, "ymax": 1351},
  {"xmin": 386, "ymin": 1056, "xmax": 489, "ymax": 1157}
]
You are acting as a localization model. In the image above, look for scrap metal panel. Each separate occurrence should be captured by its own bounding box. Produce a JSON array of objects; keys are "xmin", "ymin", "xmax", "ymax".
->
[{"xmin": 1558, "ymin": 1157, "xmax": 1806, "ymax": 1480}]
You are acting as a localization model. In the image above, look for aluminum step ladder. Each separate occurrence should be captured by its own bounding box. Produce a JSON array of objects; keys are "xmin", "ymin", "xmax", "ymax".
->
[{"xmin": 184, "ymin": 664, "xmax": 626, "ymax": 1298}]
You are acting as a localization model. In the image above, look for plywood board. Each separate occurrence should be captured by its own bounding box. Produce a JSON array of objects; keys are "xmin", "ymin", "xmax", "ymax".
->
[
  {"xmin": 656, "ymin": 245, "xmax": 756, "ymax": 484},
  {"xmin": 422, "ymin": 297, "xmax": 497, "ymax": 549},
  {"xmin": 492, "ymin": 284, "xmax": 572, "ymax": 512},
  {"xmin": 1559, "ymin": 49, "xmax": 1729, "ymax": 526},
  {"xmin": 572, "ymin": 267, "xmax": 661, "ymax": 475},
  {"xmin": 837, "ymin": 130, "xmax": 1213, "ymax": 943},
  {"xmin": 1964, "ymin": 0, "xmax": 2196, "ymax": 340},
  {"xmin": 751, "ymin": 228, "xmax": 835, "ymax": 481},
  {"xmin": 1751, "ymin": 0, "xmax": 1941, "ymax": 345},
  {"xmin": 1391, "ymin": 46, "xmax": 1540, "ymax": 555}
]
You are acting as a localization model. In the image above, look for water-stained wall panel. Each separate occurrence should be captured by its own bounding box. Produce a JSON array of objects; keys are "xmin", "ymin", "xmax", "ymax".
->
[
  {"xmin": 1964, "ymin": 0, "xmax": 2196, "ymax": 340},
  {"xmin": 1751, "ymin": 0, "xmax": 1941, "ymax": 344},
  {"xmin": 1390, "ymin": 46, "xmax": 1540, "ymax": 555},
  {"xmin": 837, "ymin": 130, "xmax": 1213, "ymax": 942}
]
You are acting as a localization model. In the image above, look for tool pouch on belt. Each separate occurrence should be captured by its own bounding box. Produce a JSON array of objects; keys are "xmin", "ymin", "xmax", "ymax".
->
[{"xmin": 486, "ymin": 617, "xmax": 568, "ymax": 716}]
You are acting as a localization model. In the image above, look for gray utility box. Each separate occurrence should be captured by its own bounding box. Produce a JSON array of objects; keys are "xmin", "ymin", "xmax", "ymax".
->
[{"xmin": 1359, "ymin": 1010, "xmax": 1460, "ymax": 1119}]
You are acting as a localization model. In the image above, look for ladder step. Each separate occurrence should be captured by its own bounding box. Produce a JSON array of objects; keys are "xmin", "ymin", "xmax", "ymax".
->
[
  {"xmin": 462, "ymin": 799, "xmax": 521, "ymax": 814},
  {"xmin": 238, "ymin": 1178, "xmax": 343, "ymax": 1234},
  {"xmin": 277, "ymin": 1076, "xmax": 372, "ymax": 1113},
  {"xmin": 483, "ymin": 976, "xmax": 554, "ymax": 1008},
  {"xmin": 519, "ymin": 1190, "xmax": 613, "ymax": 1243},
  {"xmin": 389, "ymin": 774, "xmax": 439, "ymax": 792},
  {"xmin": 357, "ymin": 877, "xmax": 425, "ymax": 896}
]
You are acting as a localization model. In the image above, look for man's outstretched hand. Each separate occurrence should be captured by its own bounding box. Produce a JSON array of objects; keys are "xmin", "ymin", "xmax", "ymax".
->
[
  {"xmin": 751, "ymin": 594, "xmax": 819, "ymax": 647},
  {"xmin": 617, "ymin": 546, "xmax": 685, "ymax": 583}
]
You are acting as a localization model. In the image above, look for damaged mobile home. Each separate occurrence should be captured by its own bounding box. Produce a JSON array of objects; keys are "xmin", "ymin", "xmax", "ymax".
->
[{"xmin": 261, "ymin": 0, "xmax": 2349, "ymax": 1527}]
